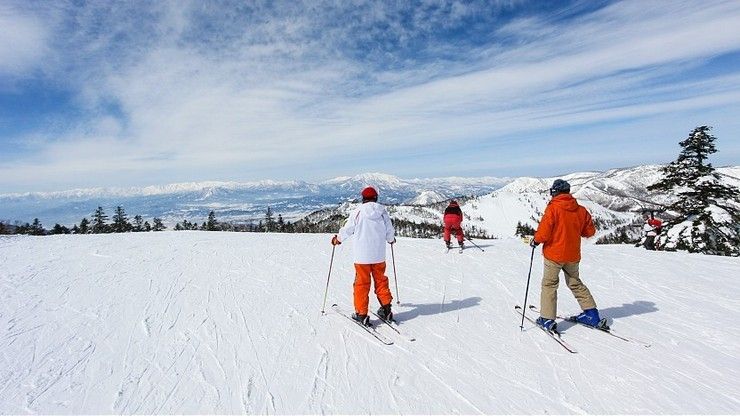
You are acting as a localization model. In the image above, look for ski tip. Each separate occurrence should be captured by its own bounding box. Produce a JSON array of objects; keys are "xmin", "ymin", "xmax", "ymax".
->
[{"xmin": 514, "ymin": 305, "xmax": 523, "ymax": 310}]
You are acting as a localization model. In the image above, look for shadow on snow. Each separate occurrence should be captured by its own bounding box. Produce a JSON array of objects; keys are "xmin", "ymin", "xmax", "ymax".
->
[
  {"xmin": 395, "ymin": 296, "xmax": 482, "ymax": 322},
  {"xmin": 557, "ymin": 300, "xmax": 659, "ymax": 330}
]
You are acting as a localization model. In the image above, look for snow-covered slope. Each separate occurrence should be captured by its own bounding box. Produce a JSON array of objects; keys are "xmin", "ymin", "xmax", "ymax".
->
[
  {"xmin": 404, "ymin": 190, "xmax": 447, "ymax": 206},
  {"xmin": 1, "ymin": 232, "xmax": 738, "ymax": 413}
]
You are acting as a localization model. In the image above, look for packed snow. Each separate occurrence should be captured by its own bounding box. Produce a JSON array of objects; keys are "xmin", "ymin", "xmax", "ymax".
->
[{"xmin": 1, "ymin": 232, "xmax": 739, "ymax": 414}]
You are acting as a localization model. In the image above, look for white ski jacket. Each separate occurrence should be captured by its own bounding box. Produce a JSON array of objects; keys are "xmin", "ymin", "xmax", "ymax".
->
[{"xmin": 338, "ymin": 202, "xmax": 396, "ymax": 264}]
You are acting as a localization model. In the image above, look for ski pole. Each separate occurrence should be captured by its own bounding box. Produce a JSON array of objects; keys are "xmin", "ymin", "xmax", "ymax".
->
[
  {"xmin": 391, "ymin": 243, "xmax": 400, "ymax": 305},
  {"xmin": 465, "ymin": 236, "xmax": 485, "ymax": 252},
  {"xmin": 519, "ymin": 245, "xmax": 536, "ymax": 330},
  {"xmin": 321, "ymin": 245, "xmax": 336, "ymax": 314}
]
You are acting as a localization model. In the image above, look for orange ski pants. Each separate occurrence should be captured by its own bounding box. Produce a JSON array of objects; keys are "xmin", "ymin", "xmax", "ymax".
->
[{"xmin": 353, "ymin": 262, "xmax": 393, "ymax": 315}]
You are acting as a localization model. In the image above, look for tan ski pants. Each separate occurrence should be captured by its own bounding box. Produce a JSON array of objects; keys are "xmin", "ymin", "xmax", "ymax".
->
[{"xmin": 540, "ymin": 258, "xmax": 596, "ymax": 320}]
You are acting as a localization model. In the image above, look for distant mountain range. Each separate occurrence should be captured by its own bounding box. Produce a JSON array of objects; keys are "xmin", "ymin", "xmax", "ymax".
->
[
  {"xmin": 0, "ymin": 173, "xmax": 510, "ymax": 226},
  {"xmin": 276, "ymin": 165, "xmax": 740, "ymax": 242},
  {"xmin": 2, "ymin": 166, "xmax": 738, "ymax": 237}
]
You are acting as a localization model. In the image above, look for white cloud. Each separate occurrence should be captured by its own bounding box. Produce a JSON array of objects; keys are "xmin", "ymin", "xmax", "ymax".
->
[
  {"xmin": 2, "ymin": 0, "xmax": 740, "ymax": 191},
  {"xmin": 0, "ymin": 4, "xmax": 48, "ymax": 79}
]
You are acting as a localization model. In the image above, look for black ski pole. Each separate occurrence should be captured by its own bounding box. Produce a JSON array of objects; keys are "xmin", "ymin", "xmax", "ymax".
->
[
  {"xmin": 321, "ymin": 245, "xmax": 336, "ymax": 314},
  {"xmin": 391, "ymin": 243, "xmax": 400, "ymax": 305},
  {"xmin": 519, "ymin": 245, "xmax": 536, "ymax": 330},
  {"xmin": 465, "ymin": 236, "xmax": 485, "ymax": 252}
]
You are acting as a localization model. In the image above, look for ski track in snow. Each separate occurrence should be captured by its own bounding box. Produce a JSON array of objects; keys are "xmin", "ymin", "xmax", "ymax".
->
[{"xmin": 1, "ymin": 232, "xmax": 739, "ymax": 413}]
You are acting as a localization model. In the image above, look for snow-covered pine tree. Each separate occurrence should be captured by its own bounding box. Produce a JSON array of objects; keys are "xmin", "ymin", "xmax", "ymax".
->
[
  {"xmin": 648, "ymin": 126, "xmax": 740, "ymax": 256},
  {"xmin": 152, "ymin": 218, "xmax": 166, "ymax": 231}
]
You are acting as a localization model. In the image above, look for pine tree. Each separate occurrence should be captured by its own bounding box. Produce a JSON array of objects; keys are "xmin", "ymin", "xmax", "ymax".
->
[
  {"xmin": 92, "ymin": 207, "xmax": 109, "ymax": 234},
  {"xmin": 30, "ymin": 218, "xmax": 45, "ymax": 235},
  {"xmin": 16, "ymin": 222, "xmax": 31, "ymax": 234},
  {"xmin": 132, "ymin": 215, "xmax": 144, "ymax": 232},
  {"xmin": 207, "ymin": 211, "xmax": 218, "ymax": 231},
  {"xmin": 112, "ymin": 206, "xmax": 131, "ymax": 233},
  {"xmin": 648, "ymin": 126, "xmax": 740, "ymax": 256},
  {"xmin": 153, "ymin": 218, "xmax": 166, "ymax": 231},
  {"xmin": 144, "ymin": 221, "xmax": 152, "ymax": 232},
  {"xmin": 0, "ymin": 221, "xmax": 5, "ymax": 235},
  {"xmin": 71, "ymin": 224, "xmax": 80, "ymax": 234},
  {"xmin": 514, "ymin": 221, "xmax": 535, "ymax": 237},
  {"xmin": 51, "ymin": 223, "xmax": 70, "ymax": 234},
  {"xmin": 265, "ymin": 206, "xmax": 275, "ymax": 232},
  {"xmin": 79, "ymin": 218, "xmax": 90, "ymax": 234},
  {"xmin": 277, "ymin": 214, "xmax": 285, "ymax": 232}
]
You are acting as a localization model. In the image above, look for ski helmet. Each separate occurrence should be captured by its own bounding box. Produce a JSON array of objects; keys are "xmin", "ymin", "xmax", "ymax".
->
[{"xmin": 549, "ymin": 179, "xmax": 571, "ymax": 196}]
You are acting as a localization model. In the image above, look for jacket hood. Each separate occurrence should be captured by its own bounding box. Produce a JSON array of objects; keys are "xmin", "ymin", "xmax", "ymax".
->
[
  {"xmin": 359, "ymin": 201, "xmax": 387, "ymax": 219},
  {"xmin": 550, "ymin": 193, "xmax": 579, "ymax": 212}
]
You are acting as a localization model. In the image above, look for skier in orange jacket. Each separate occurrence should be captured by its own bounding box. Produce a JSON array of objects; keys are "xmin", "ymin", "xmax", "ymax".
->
[{"xmin": 530, "ymin": 179, "xmax": 603, "ymax": 331}]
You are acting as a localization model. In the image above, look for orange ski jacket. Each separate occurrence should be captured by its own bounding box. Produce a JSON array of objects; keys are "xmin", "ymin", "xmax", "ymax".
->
[{"xmin": 534, "ymin": 193, "xmax": 596, "ymax": 263}]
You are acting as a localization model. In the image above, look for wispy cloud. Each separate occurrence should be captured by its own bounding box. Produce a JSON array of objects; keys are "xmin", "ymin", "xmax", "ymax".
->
[
  {"xmin": 1, "ymin": 0, "xmax": 739, "ymax": 192},
  {"xmin": 0, "ymin": 4, "xmax": 48, "ymax": 80}
]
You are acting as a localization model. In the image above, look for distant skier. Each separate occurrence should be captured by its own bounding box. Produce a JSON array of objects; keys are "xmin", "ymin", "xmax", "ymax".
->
[
  {"xmin": 530, "ymin": 179, "xmax": 603, "ymax": 331},
  {"xmin": 331, "ymin": 186, "xmax": 396, "ymax": 326},
  {"xmin": 443, "ymin": 200, "xmax": 464, "ymax": 250},
  {"xmin": 641, "ymin": 212, "xmax": 662, "ymax": 251}
]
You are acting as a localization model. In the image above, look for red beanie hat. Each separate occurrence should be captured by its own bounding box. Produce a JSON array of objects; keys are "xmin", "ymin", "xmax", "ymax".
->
[{"xmin": 361, "ymin": 186, "xmax": 378, "ymax": 200}]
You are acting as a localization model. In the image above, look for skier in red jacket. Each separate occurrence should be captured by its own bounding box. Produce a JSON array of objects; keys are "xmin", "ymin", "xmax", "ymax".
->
[{"xmin": 443, "ymin": 200, "xmax": 464, "ymax": 250}]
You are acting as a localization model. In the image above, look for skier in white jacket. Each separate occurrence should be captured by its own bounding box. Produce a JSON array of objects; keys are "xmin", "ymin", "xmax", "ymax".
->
[{"xmin": 331, "ymin": 186, "xmax": 396, "ymax": 326}]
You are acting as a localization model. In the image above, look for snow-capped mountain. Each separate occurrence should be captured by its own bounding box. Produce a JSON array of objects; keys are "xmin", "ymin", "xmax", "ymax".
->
[
  {"xmin": 404, "ymin": 190, "xmax": 448, "ymax": 206},
  {"xmin": 297, "ymin": 165, "xmax": 740, "ymax": 242},
  {"xmin": 0, "ymin": 173, "xmax": 509, "ymax": 226},
  {"xmin": 1, "ymin": 166, "xmax": 738, "ymax": 234}
]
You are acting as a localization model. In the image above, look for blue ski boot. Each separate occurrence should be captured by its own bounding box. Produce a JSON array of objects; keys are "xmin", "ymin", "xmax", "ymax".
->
[
  {"xmin": 535, "ymin": 317, "xmax": 557, "ymax": 332},
  {"xmin": 574, "ymin": 308, "xmax": 602, "ymax": 327}
]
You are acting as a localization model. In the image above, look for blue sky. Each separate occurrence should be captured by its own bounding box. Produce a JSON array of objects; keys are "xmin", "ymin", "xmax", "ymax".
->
[{"xmin": 1, "ymin": 0, "xmax": 739, "ymax": 193}]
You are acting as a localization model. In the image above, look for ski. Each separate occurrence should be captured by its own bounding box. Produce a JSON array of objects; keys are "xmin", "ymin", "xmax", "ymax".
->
[
  {"xmin": 528, "ymin": 305, "xmax": 651, "ymax": 347},
  {"xmin": 515, "ymin": 305, "xmax": 577, "ymax": 353},
  {"xmin": 331, "ymin": 304, "xmax": 394, "ymax": 345},
  {"xmin": 369, "ymin": 310, "xmax": 416, "ymax": 342}
]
